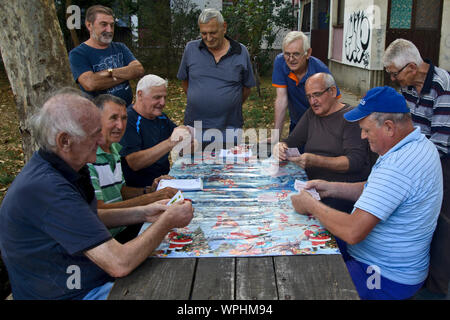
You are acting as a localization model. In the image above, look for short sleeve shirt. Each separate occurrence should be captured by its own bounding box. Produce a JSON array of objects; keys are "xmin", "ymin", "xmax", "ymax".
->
[
  {"xmin": 119, "ymin": 107, "xmax": 177, "ymax": 188},
  {"xmin": 177, "ymin": 37, "xmax": 256, "ymax": 129},
  {"xmin": 88, "ymin": 143, "xmax": 126, "ymax": 237},
  {"xmin": 0, "ymin": 151, "xmax": 113, "ymax": 299},
  {"xmin": 272, "ymin": 54, "xmax": 341, "ymax": 126},
  {"xmin": 69, "ymin": 42, "xmax": 136, "ymax": 106},
  {"xmin": 348, "ymin": 128, "xmax": 443, "ymax": 285}
]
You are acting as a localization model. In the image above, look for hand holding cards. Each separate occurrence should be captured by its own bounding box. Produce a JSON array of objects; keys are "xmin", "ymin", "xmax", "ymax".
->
[
  {"xmin": 286, "ymin": 147, "xmax": 301, "ymax": 158},
  {"xmin": 294, "ymin": 180, "xmax": 321, "ymax": 200}
]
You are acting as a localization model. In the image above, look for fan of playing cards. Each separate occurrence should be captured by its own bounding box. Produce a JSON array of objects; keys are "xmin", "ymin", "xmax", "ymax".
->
[{"xmin": 294, "ymin": 180, "xmax": 321, "ymax": 200}]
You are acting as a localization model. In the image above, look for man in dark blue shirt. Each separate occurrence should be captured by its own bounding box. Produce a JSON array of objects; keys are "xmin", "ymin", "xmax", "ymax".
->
[
  {"xmin": 120, "ymin": 74, "xmax": 194, "ymax": 188},
  {"xmin": 0, "ymin": 89, "xmax": 193, "ymax": 299},
  {"xmin": 69, "ymin": 5, "xmax": 144, "ymax": 106}
]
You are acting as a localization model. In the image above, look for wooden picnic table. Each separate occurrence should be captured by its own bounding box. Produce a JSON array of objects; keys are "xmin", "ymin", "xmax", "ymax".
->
[
  {"xmin": 108, "ymin": 150, "xmax": 360, "ymax": 300},
  {"xmin": 108, "ymin": 255, "xmax": 359, "ymax": 300}
]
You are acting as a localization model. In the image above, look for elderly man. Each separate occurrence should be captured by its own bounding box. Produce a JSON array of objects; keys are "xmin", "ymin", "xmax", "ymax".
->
[
  {"xmin": 119, "ymin": 74, "xmax": 192, "ymax": 188},
  {"xmin": 177, "ymin": 8, "xmax": 256, "ymax": 145},
  {"xmin": 272, "ymin": 31, "xmax": 341, "ymax": 136},
  {"xmin": 275, "ymin": 73, "xmax": 371, "ymax": 213},
  {"xmin": 292, "ymin": 86, "xmax": 443, "ymax": 300},
  {"xmin": 0, "ymin": 89, "xmax": 193, "ymax": 299},
  {"xmin": 384, "ymin": 39, "xmax": 450, "ymax": 297},
  {"xmin": 69, "ymin": 5, "xmax": 144, "ymax": 106},
  {"xmin": 88, "ymin": 94, "xmax": 177, "ymax": 240}
]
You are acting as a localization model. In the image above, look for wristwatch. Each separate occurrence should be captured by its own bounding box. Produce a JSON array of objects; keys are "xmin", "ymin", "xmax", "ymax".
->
[{"xmin": 107, "ymin": 68, "xmax": 117, "ymax": 81}]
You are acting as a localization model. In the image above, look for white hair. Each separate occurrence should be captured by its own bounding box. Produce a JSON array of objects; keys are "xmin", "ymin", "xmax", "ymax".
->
[
  {"xmin": 136, "ymin": 74, "xmax": 168, "ymax": 95},
  {"xmin": 369, "ymin": 112, "xmax": 412, "ymax": 127},
  {"xmin": 282, "ymin": 31, "xmax": 310, "ymax": 53},
  {"xmin": 198, "ymin": 8, "xmax": 224, "ymax": 25},
  {"xmin": 383, "ymin": 38, "xmax": 423, "ymax": 68},
  {"xmin": 30, "ymin": 89, "xmax": 93, "ymax": 151}
]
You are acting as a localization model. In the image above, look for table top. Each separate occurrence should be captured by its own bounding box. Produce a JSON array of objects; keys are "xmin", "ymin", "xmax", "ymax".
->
[{"xmin": 108, "ymin": 151, "xmax": 359, "ymax": 300}]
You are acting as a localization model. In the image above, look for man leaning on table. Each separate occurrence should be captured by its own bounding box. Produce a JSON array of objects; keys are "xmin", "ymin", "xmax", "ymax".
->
[
  {"xmin": 0, "ymin": 89, "xmax": 193, "ymax": 299},
  {"xmin": 291, "ymin": 86, "xmax": 443, "ymax": 300},
  {"xmin": 88, "ymin": 94, "xmax": 178, "ymax": 242},
  {"xmin": 119, "ymin": 74, "xmax": 194, "ymax": 189}
]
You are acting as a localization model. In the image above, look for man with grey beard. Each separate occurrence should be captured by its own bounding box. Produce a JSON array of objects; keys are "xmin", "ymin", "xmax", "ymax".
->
[{"xmin": 69, "ymin": 5, "xmax": 144, "ymax": 106}]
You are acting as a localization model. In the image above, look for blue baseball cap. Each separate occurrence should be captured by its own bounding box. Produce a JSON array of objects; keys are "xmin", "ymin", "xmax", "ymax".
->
[{"xmin": 344, "ymin": 86, "xmax": 410, "ymax": 122}]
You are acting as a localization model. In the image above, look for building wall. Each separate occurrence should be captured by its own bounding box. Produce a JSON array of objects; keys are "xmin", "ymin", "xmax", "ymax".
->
[
  {"xmin": 328, "ymin": 0, "xmax": 386, "ymax": 95},
  {"xmin": 190, "ymin": 0, "xmax": 222, "ymax": 10},
  {"xmin": 439, "ymin": 0, "xmax": 450, "ymax": 70}
]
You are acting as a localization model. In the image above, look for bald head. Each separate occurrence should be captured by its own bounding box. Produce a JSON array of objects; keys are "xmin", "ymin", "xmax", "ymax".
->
[{"xmin": 304, "ymin": 73, "xmax": 339, "ymax": 117}]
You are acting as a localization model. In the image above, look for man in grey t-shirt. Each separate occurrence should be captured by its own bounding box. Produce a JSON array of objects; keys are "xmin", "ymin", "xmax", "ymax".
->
[
  {"xmin": 274, "ymin": 73, "xmax": 371, "ymax": 213},
  {"xmin": 177, "ymin": 8, "xmax": 255, "ymax": 144}
]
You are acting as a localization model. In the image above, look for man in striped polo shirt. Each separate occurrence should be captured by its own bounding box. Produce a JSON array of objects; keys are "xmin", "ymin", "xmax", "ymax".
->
[
  {"xmin": 291, "ymin": 87, "xmax": 443, "ymax": 299},
  {"xmin": 384, "ymin": 39, "xmax": 449, "ymax": 297},
  {"xmin": 88, "ymin": 94, "xmax": 177, "ymax": 240}
]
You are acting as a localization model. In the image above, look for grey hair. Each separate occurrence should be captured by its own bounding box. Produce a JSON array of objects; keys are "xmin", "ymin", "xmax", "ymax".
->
[
  {"xmin": 198, "ymin": 8, "xmax": 224, "ymax": 25},
  {"xmin": 93, "ymin": 94, "xmax": 126, "ymax": 110},
  {"xmin": 369, "ymin": 112, "xmax": 412, "ymax": 127},
  {"xmin": 306, "ymin": 72, "xmax": 336, "ymax": 89},
  {"xmin": 383, "ymin": 39, "xmax": 423, "ymax": 68},
  {"xmin": 136, "ymin": 74, "xmax": 168, "ymax": 95},
  {"xmin": 29, "ymin": 88, "xmax": 94, "ymax": 151},
  {"xmin": 282, "ymin": 31, "xmax": 310, "ymax": 53}
]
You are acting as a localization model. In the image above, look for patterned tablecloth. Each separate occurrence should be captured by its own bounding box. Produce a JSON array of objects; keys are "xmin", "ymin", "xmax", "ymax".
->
[{"xmin": 141, "ymin": 152, "xmax": 340, "ymax": 257}]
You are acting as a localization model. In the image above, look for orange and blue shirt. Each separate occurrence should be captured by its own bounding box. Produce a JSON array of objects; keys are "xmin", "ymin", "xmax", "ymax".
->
[{"xmin": 272, "ymin": 54, "xmax": 341, "ymax": 132}]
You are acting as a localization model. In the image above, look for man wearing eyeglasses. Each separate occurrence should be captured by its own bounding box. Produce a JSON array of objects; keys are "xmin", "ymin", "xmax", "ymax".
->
[
  {"xmin": 384, "ymin": 39, "xmax": 450, "ymax": 298},
  {"xmin": 272, "ymin": 31, "xmax": 341, "ymax": 138},
  {"xmin": 274, "ymin": 73, "xmax": 371, "ymax": 213}
]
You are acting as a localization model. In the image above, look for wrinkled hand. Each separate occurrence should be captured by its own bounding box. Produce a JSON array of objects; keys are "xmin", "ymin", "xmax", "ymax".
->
[
  {"xmin": 272, "ymin": 142, "xmax": 288, "ymax": 161},
  {"xmin": 151, "ymin": 175, "xmax": 174, "ymax": 192},
  {"xmin": 141, "ymin": 199, "xmax": 170, "ymax": 223},
  {"xmin": 148, "ymin": 187, "xmax": 178, "ymax": 201},
  {"xmin": 169, "ymin": 126, "xmax": 191, "ymax": 148},
  {"xmin": 288, "ymin": 153, "xmax": 313, "ymax": 169},
  {"xmin": 305, "ymin": 179, "xmax": 334, "ymax": 199},
  {"xmin": 163, "ymin": 200, "xmax": 194, "ymax": 229},
  {"xmin": 291, "ymin": 190, "xmax": 315, "ymax": 215}
]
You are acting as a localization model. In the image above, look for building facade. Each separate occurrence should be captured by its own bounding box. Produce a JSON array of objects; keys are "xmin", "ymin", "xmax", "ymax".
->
[{"xmin": 295, "ymin": 0, "xmax": 449, "ymax": 95}]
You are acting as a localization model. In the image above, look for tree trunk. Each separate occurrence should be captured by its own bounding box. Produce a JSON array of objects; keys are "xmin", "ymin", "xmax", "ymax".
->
[{"xmin": 0, "ymin": 0, "xmax": 76, "ymax": 162}]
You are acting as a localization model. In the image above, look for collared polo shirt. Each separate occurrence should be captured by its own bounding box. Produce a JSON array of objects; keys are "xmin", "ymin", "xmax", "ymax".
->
[
  {"xmin": 401, "ymin": 60, "xmax": 450, "ymax": 158},
  {"xmin": 0, "ymin": 150, "xmax": 112, "ymax": 299},
  {"xmin": 177, "ymin": 36, "xmax": 256, "ymax": 129},
  {"xmin": 348, "ymin": 127, "xmax": 443, "ymax": 285},
  {"xmin": 88, "ymin": 143, "xmax": 126, "ymax": 236},
  {"xmin": 272, "ymin": 54, "xmax": 341, "ymax": 129}
]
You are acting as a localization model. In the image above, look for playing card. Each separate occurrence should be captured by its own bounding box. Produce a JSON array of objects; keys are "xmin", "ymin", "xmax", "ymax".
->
[{"xmin": 286, "ymin": 147, "xmax": 301, "ymax": 158}]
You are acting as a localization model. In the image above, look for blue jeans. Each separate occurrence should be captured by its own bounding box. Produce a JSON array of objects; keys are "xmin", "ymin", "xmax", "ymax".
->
[{"xmin": 82, "ymin": 281, "xmax": 114, "ymax": 300}]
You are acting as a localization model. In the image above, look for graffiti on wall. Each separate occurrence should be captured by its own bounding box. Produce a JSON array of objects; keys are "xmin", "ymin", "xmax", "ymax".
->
[{"xmin": 344, "ymin": 10, "xmax": 371, "ymax": 68}]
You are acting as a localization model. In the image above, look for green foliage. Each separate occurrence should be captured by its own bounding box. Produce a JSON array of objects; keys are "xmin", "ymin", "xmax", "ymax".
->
[{"xmin": 222, "ymin": 0, "xmax": 296, "ymax": 76}]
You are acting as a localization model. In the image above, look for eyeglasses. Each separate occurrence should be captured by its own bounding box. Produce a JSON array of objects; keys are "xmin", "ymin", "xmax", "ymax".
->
[
  {"xmin": 283, "ymin": 51, "xmax": 307, "ymax": 60},
  {"xmin": 306, "ymin": 87, "xmax": 331, "ymax": 101},
  {"xmin": 385, "ymin": 63, "xmax": 410, "ymax": 78}
]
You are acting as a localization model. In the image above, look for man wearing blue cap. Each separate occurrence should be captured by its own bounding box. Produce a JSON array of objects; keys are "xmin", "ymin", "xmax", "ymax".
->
[{"xmin": 291, "ymin": 86, "xmax": 443, "ymax": 300}]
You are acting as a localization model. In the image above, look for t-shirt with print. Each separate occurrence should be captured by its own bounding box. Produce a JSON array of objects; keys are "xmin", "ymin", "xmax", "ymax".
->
[{"xmin": 69, "ymin": 42, "xmax": 136, "ymax": 106}]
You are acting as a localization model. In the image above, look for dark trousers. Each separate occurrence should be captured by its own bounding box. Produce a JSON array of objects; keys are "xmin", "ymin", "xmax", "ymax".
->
[{"xmin": 425, "ymin": 157, "xmax": 450, "ymax": 294}]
